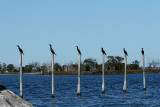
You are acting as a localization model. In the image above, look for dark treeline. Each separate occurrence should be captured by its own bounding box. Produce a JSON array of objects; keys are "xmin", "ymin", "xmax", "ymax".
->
[{"xmin": 0, "ymin": 56, "xmax": 159, "ymax": 73}]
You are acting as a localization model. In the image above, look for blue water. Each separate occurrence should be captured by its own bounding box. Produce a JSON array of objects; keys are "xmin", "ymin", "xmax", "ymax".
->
[{"xmin": 0, "ymin": 73, "xmax": 160, "ymax": 106}]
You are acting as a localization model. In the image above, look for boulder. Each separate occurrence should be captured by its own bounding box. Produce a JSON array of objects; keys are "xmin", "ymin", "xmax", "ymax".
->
[{"xmin": 0, "ymin": 84, "xmax": 33, "ymax": 107}]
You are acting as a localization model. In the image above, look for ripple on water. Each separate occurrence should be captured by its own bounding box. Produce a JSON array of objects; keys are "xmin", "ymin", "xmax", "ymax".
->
[{"xmin": 0, "ymin": 74, "xmax": 160, "ymax": 106}]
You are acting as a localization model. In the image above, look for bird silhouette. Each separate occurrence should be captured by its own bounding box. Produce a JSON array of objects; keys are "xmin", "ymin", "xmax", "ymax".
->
[
  {"xmin": 141, "ymin": 48, "xmax": 144, "ymax": 55},
  {"xmin": 17, "ymin": 45, "xmax": 24, "ymax": 55},
  {"xmin": 49, "ymin": 44, "xmax": 56, "ymax": 55},
  {"xmin": 76, "ymin": 46, "xmax": 81, "ymax": 55},
  {"xmin": 101, "ymin": 48, "xmax": 106, "ymax": 55},
  {"xmin": 123, "ymin": 48, "xmax": 128, "ymax": 56}
]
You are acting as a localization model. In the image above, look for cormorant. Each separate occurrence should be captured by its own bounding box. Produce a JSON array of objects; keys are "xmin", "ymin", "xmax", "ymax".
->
[
  {"xmin": 76, "ymin": 46, "xmax": 81, "ymax": 55},
  {"xmin": 49, "ymin": 44, "xmax": 56, "ymax": 55},
  {"xmin": 101, "ymin": 48, "xmax": 106, "ymax": 55},
  {"xmin": 123, "ymin": 48, "xmax": 128, "ymax": 56},
  {"xmin": 141, "ymin": 48, "xmax": 144, "ymax": 55},
  {"xmin": 17, "ymin": 45, "xmax": 24, "ymax": 55}
]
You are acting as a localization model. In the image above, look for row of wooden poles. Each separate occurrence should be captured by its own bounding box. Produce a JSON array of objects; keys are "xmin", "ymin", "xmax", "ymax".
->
[{"xmin": 17, "ymin": 46, "xmax": 146, "ymax": 98}]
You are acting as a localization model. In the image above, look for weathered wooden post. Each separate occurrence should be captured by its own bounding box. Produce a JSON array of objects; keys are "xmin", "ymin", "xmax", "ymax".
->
[
  {"xmin": 52, "ymin": 54, "xmax": 54, "ymax": 97},
  {"xmin": 142, "ymin": 48, "xmax": 146, "ymax": 91},
  {"xmin": 20, "ymin": 53, "xmax": 23, "ymax": 98},
  {"xmin": 101, "ymin": 48, "xmax": 106, "ymax": 94},
  {"xmin": 102, "ymin": 54, "xmax": 105, "ymax": 94},
  {"xmin": 17, "ymin": 45, "xmax": 24, "ymax": 98},
  {"xmin": 77, "ymin": 54, "xmax": 81, "ymax": 96},
  {"xmin": 49, "ymin": 44, "xmax": 56, "ymax": 98},
  {"xmin": 123, "ymin": 48, "xmax": 128, "ymax": 92},
  {"xmin": 76, "ymin": 46, "xmax": 81, "ymax": 96}
]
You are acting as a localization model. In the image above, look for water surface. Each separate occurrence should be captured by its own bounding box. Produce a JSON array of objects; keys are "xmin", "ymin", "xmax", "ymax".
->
[{"xmin": 0, "ymin": 73, "xmax": 160, "ymax": 106}]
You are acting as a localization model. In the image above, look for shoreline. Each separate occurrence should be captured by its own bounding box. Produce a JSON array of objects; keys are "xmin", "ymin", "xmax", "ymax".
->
[{"xmin": 0, "ymin": 70, "xmax": 160, "ymax": 75}]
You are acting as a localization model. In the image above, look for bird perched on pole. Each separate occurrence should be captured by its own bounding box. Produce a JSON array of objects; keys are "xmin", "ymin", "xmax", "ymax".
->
[
  {"xmin": 141, "ymin": 48, "xmax": 144, "ymax": 55},
  {"xmin": 123, "ymin": 48, "xmax": 128, "ymax": 56},
  {"xmin": 101, "ymin": 48, "xmax": 106, "ymax": 55},
  {"xmin": 49, "ymin": 44, "xmax": 56, "ymax": 55},
  {"xmin": 76, "ymin": 46, "xmax": 81, "ymax": 55},
  {"xmin": 17, "ymin": 45, "xmax": 24, "ymax": 55}
]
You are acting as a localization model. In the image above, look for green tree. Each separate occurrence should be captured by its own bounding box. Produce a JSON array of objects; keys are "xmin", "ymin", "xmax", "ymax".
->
[
  {"xmin": 71, "ymin": 63, "xmax": 78, "ymax": 71},
  {"xmin": 24, "ymin": 64, "xmax": 34, "ymax": 72},
  {"xmin": 128, "ymin": 60, "xmax": 140, "ymax": 70},
  {"xmin": 54, "ymin": 63, "xmax": 62, "ymax": 71},
  {"xmin": 115, "ymin": 56, "xmax": 124, "ymax": 63},
  {"xmin": 2, "ymin": 63, "xmax": 7, "ymax": 72},
  {"xmin": 7, "ymin": 64, "xmax": 15, "ymax": 72},
  {"xmin": 13, "ymin": 66, "xmax": 19, "ymax": 72},
  {"xmin": 83, "ymin": 58, "xmax": 98, "ymax": 71},
  {"xmin": 115, "ymin": 56, "xmax": 124, "ymax": 70},
  {"xmin": 106, "ymin": 56, "xmax": 116, "ymax": 70},
  {"xmin": 32, "ymin": 62, "xmax": 41, "ymax": 72},
  {"xmin": 41, "ymin": 63, "xmax": 47, "ymax": 72},
  {"xmin": 106, "ymin": 56, "xmax": 124, "ymax": 71}
]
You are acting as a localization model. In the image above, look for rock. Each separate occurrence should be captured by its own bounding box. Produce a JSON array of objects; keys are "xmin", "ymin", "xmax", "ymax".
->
[{"xmin": 0, "ymin": 84, "xmax": 33, "ymax": 107}]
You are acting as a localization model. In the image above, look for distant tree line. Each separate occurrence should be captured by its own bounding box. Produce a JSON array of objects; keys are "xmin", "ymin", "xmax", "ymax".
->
[
  {"xmin": 0, "ymin": 62, "xmax": 18, "ymax": 73},
  {"xmin": 1, "ymin": 56, "xmax": 159, "ymax": 73}
]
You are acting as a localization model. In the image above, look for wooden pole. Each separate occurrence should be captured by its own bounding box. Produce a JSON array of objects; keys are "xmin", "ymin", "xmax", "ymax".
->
[
  {"xmin": 123, "ymin": 54, "xmax": 127, "ymax": 92},
  {"xmin": 19, "ymin": 53, "xmax": 23, "ymax": 98},
  {"xmin": 143, "ymin": 55, "xmax": 146, "ymax": 91},
  {"xmin": 102, "ymin": 54, "xmax": 105, "ymax": 94},
  {"xmin": 77, "ymin": 54, "xmax": 81, "ymax": 96},
  {"xmin": 52, "ymin": 54, "xmax": 54, "ymax": 98}
]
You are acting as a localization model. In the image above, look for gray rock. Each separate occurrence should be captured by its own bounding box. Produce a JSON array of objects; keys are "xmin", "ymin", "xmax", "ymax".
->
[{"xmin": 0, "ymin": 84, "xmax": 33, "ymax": 107}]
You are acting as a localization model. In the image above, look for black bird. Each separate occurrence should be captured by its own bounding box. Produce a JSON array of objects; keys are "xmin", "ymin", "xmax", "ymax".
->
[
  {"xmin": 101, "ymin": 48, "xmax": 106, "ymax": 55},
  {"xmin": 17, "ymin": 45, "xmax": 24, "ymax": 55},
  {"xmin": 49, "ymin": 44, "xmax": 56, "ymax": 55},
  {"xmin": 123, "ymin": 48, "xmax": 128, "ymax": 56},
  {"xmin": 141, "ymin": 48, "xmax": 144, "ymax": 55},
  {"xmin": 76, "ymin": 46, "xmax": 81, "ymax": 55}
]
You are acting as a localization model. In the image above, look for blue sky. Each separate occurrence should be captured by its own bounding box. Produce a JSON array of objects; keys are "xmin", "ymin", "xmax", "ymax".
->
[{"xmin": 0, "ymin": 0, "xmax": 160, "ymax": 66}]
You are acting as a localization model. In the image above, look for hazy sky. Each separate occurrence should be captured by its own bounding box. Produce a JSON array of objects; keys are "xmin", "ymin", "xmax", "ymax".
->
[{"xmin": 0, "ymin": 0, "xmax": 160, "ymax": 66}]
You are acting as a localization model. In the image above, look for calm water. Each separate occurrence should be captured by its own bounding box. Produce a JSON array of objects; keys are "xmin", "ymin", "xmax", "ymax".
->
[{"xmin": 0, "ymin": 73, "xmax": 160, "ymax": 107}]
